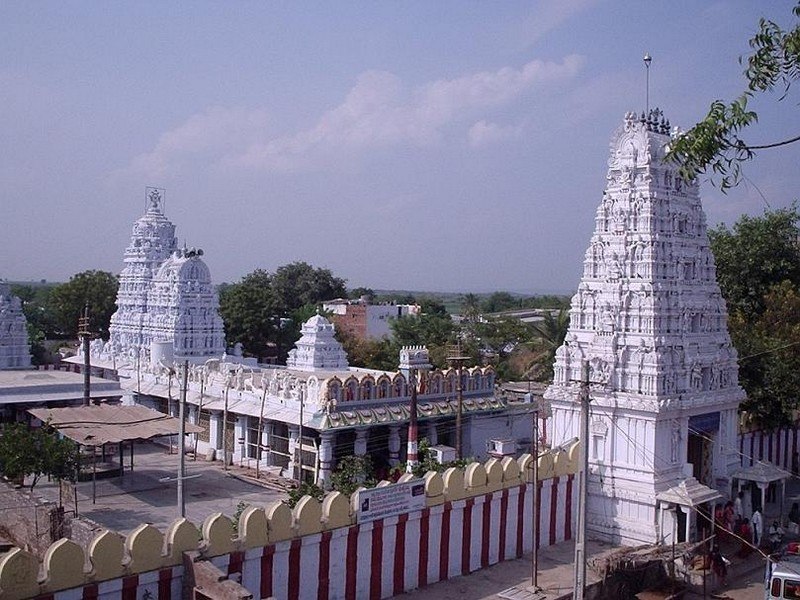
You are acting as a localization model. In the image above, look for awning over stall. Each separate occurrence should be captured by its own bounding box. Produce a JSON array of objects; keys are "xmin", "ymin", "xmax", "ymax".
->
[{"xmin": 28, "ymin": 404, "xmax": 203, "ymax": 446}]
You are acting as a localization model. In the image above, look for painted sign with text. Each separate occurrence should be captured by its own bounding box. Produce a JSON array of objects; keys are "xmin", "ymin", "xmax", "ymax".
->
[{"xmin": 356, "ymin": 478, "xmax": 426, "ymax": 523}]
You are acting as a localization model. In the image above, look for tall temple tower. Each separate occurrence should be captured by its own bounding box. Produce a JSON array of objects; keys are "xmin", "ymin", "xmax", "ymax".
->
[
  {"xmin": 107, "ymin": 189, "xmax": 225, "ymax": 363},
  {"xmin": 544, "ymin": 110, "xmax": 745, "ymax": 545},
  {"xmin": 109, "ymin": 189, "xmax": 178, "ymax": 355},
  {"xmin": 0, "ymin": 283, "xmax": 32, "ymax": 369}
]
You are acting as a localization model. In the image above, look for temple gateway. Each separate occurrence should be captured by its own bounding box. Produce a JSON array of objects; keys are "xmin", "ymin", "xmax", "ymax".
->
[{"xmin": 544, "ymin": 110, "xmax": 746, "ymax": 545}]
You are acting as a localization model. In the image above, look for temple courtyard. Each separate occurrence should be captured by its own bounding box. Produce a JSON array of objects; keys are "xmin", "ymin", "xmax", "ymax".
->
[{"xmin": 33, "ymin": 440, "xmax": 287, "ymax": 535}]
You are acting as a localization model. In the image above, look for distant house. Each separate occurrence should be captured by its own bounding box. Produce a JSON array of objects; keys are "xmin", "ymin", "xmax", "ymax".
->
[{"xmin": 323, "ymin": 297, "xmax": 420, "ymax": 341}]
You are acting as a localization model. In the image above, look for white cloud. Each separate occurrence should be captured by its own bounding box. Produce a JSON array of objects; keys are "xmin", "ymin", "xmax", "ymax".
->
[
  {"xmin": 123, "ymin": 55, "xmax": 584, "ymax": 176},
  {"xmin": 232, "ymin": 54, "xmax": 583, "ymax": 170},
  {"xmin": 519, "ymin": 0, "xmax": 601, "ymax": 47},
  {"xmin": 123, "ymin": 106, "xmax": 271, "ymax": 179},
  {"xmin": 468, "ymin": 120, "xmax": 524, "ymax": 147}
]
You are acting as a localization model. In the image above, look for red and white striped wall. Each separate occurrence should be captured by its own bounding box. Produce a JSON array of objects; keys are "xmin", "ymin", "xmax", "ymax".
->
[
  {"xmin": 40, "ymin": 477, "xmax": 575, "ymax": 600},
  {"xmin": 229, "ymin": 477, "xmax": 576, "ymax": 600},
  {"xmin": 740, "ymin": 424, "xmax": 799, "ymax": 472}
]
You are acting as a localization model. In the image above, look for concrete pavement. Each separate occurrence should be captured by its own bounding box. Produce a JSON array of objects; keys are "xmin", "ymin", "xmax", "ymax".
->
[{"xmin": 34, "ymin": 440, "xmax": 287, "ymax": 534}]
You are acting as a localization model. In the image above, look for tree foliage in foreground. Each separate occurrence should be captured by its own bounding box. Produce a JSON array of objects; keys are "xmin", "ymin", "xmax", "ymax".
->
[
  {"xmin": 0, "ymin": 423, "xmax": 77, "ymax": 492},
  {"xmin": 710, "ymin": 207, "xmax": 800, "ymax": 426},
  {"xmin": 667, "ymin": 3, "xmax": 800, "ymax": 190}
]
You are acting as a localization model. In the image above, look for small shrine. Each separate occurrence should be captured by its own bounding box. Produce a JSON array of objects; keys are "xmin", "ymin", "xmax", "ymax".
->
[{"xmin": 286, "ymin": 313, "xmax": 349, "ymax": 372}]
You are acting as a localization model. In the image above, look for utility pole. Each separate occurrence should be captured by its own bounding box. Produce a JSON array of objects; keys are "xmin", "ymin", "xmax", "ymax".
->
[
  {"xmin": 222, "ymin": 379, "xmax": 230, "ymax": 472},
  {"xmin": 297, "ymin": 384, "xmax": 305, "ymax": 482},
  {"xmin": 531, "ymin": 392, "xmax": 540, "ymax": 591},
  {"xmin": 573, "ymin": 361, "xmax": 591, "ymax": 600},
  {"xmin": 256, "ymin": 381, "xmax": 268, "ymax": 479},
  {"xmin": 447, "ymin": 343, "xmax": 469, "ymax": 459},
  {"xmin": 406, "ymin": 367, "xmax": 419, "ymax": 473},
  {"xmin": 78, "ymin": 303, "xmax": 91, "ymax": 406},
  {"xmin": 178, "ymin": 360, "xmax": 188, "ymax": 517}
]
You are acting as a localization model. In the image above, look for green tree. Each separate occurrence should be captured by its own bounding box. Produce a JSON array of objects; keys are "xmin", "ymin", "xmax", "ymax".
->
[
  {"xmin": 709, "ymin": 208, "xmax": 800, "ymax": 426},
  {"xmin": 271, "ymin": 262, "xmax": 347, "ymax": 314},
  {"xmin": 391, "ymin": 309, "xmax": 456, "ymax": 369},
  {"xmin": 330, "ymin": 455, "xmax": 376, "ymax": 497},
  {"xmin": 336, "ymin": 326, "xmax": 398, "ymax": 371},
  {"xmin": 218, "ymin": 269, "xmax": 277, "ymax": 360},
  {"xmin": 219, "ymin": 264, "xmax": 347, "ymax": 361},
  {"xmin": 526, "ymin": 308, "xmax": 571, "ymax": 382},
  {"xmin": 47, "ymin": 271, "xmax": 119, "ymax": 339},
  {"xmin": 667, "ymin": 3, "xmax": 800, "ymax": 189},
  {"xmin": 283, "ymin": 481, "xmax": 325, "ymax": 508},
  {"xmin": 708, "ymin": 206, "xmax": 800, "ymax": 317},
  {"xmin": 0, "ymin": 423, "xmax": 78, "ymax": 492},
  {"xmin": 461, "ymin": 293, "xmax": 481, "ymax": 322},
  {"xmin": 480, "ymin": 291, "xmax": 520, "ymax": 314}
]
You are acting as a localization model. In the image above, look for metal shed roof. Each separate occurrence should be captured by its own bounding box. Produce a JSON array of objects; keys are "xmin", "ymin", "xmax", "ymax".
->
[{"xmin": 28, "ymin": 404, "xmax": 203, "ymax": 446}]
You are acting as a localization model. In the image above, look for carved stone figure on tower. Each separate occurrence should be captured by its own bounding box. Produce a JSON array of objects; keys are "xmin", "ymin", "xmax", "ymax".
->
[{"xmin": 544, "ymin": 110, "xmax": 746, "ymax": 545}]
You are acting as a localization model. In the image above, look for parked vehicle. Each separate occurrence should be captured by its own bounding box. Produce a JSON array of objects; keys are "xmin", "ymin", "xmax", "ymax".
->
[{"xmin": 765, "ymin": 551, "xmax": 800, "ymax": 599}]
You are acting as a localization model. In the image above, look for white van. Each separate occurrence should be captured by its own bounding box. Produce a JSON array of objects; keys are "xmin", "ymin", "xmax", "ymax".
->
[{"xmin": 765, "ymin": 555, "xmax": 800, "ymax": 599}]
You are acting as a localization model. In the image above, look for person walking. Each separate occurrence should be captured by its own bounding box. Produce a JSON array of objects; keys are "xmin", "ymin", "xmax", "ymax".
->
[{"xmin": 753, "ymin": 509, "xmax": 764, "ymax": 547}]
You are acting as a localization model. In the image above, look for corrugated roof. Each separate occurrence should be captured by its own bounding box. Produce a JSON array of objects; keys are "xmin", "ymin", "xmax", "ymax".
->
[{"xmin": 28, "ymin": 404, "xmax": 203, "ymax": 446}]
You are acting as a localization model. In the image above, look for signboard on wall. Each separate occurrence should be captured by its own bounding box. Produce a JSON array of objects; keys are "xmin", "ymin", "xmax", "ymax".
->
[{"xmin": 356, "ymin": 478, "xmax": 426, "ymax": 523}]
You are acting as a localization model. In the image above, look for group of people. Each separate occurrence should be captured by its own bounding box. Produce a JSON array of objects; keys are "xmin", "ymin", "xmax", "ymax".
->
[
  {"xmin": 708, "ymin": 491, "xmax": 799, "ymax": 588},
  {"xmin": 714, "ymin": 492, "xmax": 763, "ymax": 554}
]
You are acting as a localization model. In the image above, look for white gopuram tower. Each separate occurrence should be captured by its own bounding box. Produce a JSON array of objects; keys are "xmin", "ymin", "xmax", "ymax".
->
[
  {"xmin": 0, "ymin": 283, "xmax": 32, "ymax": 369},
  {"xmin": 544, "ymin": 110, "xmax": 745, "ymax": 545},
  {"xmin": 108, "ymin": 189, "xmax": 225, "ymax": 364},
  {"xmin": 142, "ymin": 248, "xmax": 226, "ymax": 362},
  {"xmin": 109, "ymin": 188, "xmax": 178, "ymax": 356}
]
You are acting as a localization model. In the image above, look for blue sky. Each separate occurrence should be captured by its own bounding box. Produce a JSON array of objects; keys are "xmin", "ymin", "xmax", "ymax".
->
[{"xmin": 2, "ymin": 1, "xmax": 798, "ymax": 294}]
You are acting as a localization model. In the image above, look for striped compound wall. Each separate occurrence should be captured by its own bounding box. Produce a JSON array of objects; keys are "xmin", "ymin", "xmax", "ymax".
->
[
  {"xmin": 0, "ymin": 447, "xmax": 580, "ymax": 600},
  {"xmin": 214, "ymin": 478, "xmax": 575, "ymax": 600},
  {"xmin": 739, "ymin": 422, "xmax": 799, "ymax": 472}
]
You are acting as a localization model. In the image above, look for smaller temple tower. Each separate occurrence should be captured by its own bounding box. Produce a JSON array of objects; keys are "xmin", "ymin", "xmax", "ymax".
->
[
  {"xmin": 286, "ymin": 313, "xmax": 349, "ymax": 371},
  {"xmin": 142, "ymin": 247, "xmax": 226, "ymax": 362},
  {"xmin": 0, "ymin": 283, "xmax": 32, "ymax": 369}
]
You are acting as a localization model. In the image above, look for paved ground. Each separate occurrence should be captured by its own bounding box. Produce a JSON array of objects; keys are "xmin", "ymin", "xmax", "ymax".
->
[
  {"xmin": 35, "ymin": 441, "xmax": 288, "ymax": 533},
  {"xmin": 402, "ymin": 538, "xmax": 769, "ymax": 600}
]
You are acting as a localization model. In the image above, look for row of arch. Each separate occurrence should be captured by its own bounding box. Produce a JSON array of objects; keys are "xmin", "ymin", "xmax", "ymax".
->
[{"xmin": 326, "ymin": 367, "xmax": 496, "ymax": 403}]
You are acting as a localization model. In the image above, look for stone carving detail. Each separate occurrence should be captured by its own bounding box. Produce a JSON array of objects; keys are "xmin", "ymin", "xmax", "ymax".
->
[
  {"xmin": 107, "ymin": 200, "xmax": 225, "ymax": 363},
  {"xmin": 543, "ymin": 110, "xmax": 747, "ymax": 545},
  {"xmin": 0, "ymin": 283, "xmax": 32, "ymax": 369}
]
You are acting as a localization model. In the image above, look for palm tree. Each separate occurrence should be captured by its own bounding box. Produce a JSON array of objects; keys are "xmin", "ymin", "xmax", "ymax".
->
[{"xmin": 525, "ymin": 308, "xmax": 570, "ymax": 382}]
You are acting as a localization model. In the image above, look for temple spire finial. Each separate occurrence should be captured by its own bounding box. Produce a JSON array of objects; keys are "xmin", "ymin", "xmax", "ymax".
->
[{"xmin": 643, "ymin": 53, "xmax": 652, "ymax": 115}]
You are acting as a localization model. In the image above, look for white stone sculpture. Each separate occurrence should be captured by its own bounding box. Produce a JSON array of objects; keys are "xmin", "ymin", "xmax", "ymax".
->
[
  {"xmin": 107, "ymin": 193, "xmax": 225, "ymax": 364},
  {"xmin": 544, "ymin": 110, "xmax": 746, "ymax": 545}
]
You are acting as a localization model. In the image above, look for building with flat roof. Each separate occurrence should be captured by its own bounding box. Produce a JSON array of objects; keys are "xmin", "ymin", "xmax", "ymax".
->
[{"xmin": 322, "ymin": 297, "xmax": 420, "ymax": 341}]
